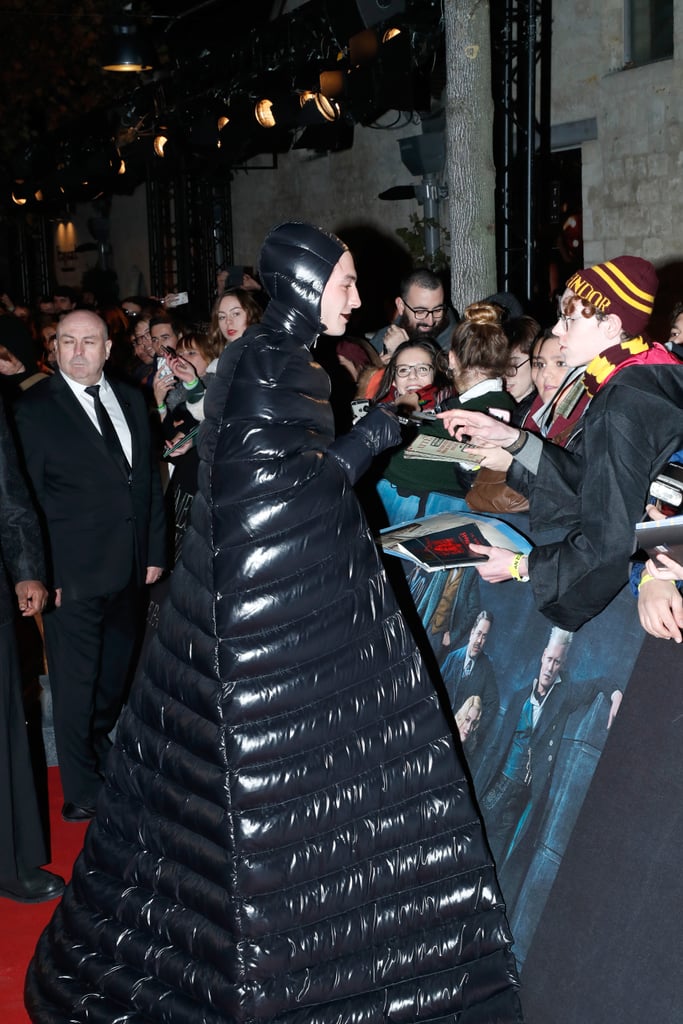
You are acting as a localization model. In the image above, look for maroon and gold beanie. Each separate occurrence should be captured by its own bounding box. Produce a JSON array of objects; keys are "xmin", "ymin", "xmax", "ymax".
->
[{"xmin": 565, "ymin": 255, "xmax": 658, "ymax": 335}]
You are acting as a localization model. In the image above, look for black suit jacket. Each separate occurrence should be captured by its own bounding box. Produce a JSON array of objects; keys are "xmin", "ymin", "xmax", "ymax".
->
[
  {"xmin": 440, "ymin": 644, "xmax": 498, "ymax": 738},
  {"xmin": 14, "ymin": 372, "xmax": 166, "ymax": 600}
]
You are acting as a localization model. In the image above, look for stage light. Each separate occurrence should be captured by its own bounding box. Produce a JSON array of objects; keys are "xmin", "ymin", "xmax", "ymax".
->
[
  {"xmin": 255, "ymin": 94, "xmax": 315, "ymax": 129},
  {"xmin": 300, "ymin": 92, "xmax": 341, "ymax": 123},
  {"xmin": 153, "ymin": 132, "xmax": 169, "ymax": 157},
  {"xmin": 216, "ymin": 115, "xmax": 230, "ymax": 149},
  {"xmin": 349, "ymin": 29, "xmax": 379, "ymax": 66},
  {"xmin": 255, "ymin": 99, "xmax": 276, "ymax": 128},
  {"xmin": 101, "ymin": 15, "xmax": 156, "ymax": 72},
  {"xmin": 325, "ymin": 0, "xmax": 407, "ymax": 43},
  {"xmin": 11, "ymin": 180, "xmax": 29, "ymax": 205},
  {"xmin": 319, "ymin": 69, "xmax": 346, "ymax": 98}
]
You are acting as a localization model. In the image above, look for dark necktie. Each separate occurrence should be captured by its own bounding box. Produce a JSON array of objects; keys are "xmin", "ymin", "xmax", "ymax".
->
[{"xmin": 85, "ymin": 384, "xmax": 131, "ymax": 479}]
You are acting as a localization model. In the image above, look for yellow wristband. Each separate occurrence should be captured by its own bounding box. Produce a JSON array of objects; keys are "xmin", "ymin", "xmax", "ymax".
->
[
  {"xmin": 638, "ymin": 572, "xmax": 677, "ymax": 590},
  {"xmin": 510, "ymin": 552, "xmax": 529, "ymax": 582}
]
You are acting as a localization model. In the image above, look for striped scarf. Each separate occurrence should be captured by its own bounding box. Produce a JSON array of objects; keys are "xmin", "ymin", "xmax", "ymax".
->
[{"xmin": 582, "ymin": 337, "xmax": 678, "ymax": 398}]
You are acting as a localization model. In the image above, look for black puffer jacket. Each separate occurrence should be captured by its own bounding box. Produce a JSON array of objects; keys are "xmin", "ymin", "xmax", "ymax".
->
[
  {"xmin": 0, "ymin": 395, "xmax": 45, "ymax": 627},
  {"xmin": 26, "ymin": 223, "xmax": 522, "ymax": 1023}
]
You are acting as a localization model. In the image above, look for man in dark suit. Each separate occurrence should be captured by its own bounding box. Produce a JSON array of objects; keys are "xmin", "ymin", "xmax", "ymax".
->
[
  {"xmin": 477, "ymin": 627, "xmax": 622, "ymax": 875},
  {"xmin": 440, "ymin": 609, "xmax": 498, "ymax": 744},
  {"xmin": 0, "ymin": 396, "xmax": 64, "ymax": 902},
  {"xmin": 15, "ymin": 310, "xmax": 166, "ymax": 822}
]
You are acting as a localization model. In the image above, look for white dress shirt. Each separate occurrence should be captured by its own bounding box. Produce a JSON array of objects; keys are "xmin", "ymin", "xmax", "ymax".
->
[{"xmin": 60, "ymin": 371, "xmax": 133, "ymax": 466}]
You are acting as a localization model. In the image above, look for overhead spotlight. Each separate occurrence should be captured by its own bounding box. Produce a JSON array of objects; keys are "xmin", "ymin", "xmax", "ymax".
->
[
  {"xmin": 254, "ymin": 98, "xmax": 276, "ymax": 129},
  {"xmin": 107, "ymin": 149, "xmax": 125, "ymax": 175},
  {"xmin": 259, "ymin": 94, "xmax": 300, "ymax": 129},
  {"xmin": 300, "ymin": 92, "xmax": 341, "ymax": 124},
  {"xmin": 346, "ymin": 25, "xmax": 426, "ymax": 124},
  {"xmin": 11, "ymin": 180, "xmax": 29, "ymax": 206},
  {"xmin": 34, "ymin": 189, "xmax": 44, "ymax": 202},
  {"xmin": 349, "ymin": 29, "xmax": 379, "ymax": 66},
  {"xmin": 101, "ymin": 14, "xmax": 156, "ymax": 72},
  {"xmin": 319, "ymin": 70, "xmax": 346, "ymax": 98},
  {"xmin": 325, "ymin": 0, "xmax": 407, "ymax": 43},
  {"xmin": 382, "ymin": 27, "xmax": 401, "ymax": 43},
  {"xmin": 118, "ymin": 159, "xmax": 127, "ymax": 175},
  {"xmin": 153, "ymin": 131, "xmax": 169, "ymax": 157},
  {"xmin": 216, "ymin": 116, "xmax": 230, "ymax": 149}
]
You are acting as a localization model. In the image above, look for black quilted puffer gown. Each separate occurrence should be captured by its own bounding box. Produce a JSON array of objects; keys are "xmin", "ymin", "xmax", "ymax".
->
[{"xmin": 26, "ymin": 223, "xmax": 523, "ymax": 1023}]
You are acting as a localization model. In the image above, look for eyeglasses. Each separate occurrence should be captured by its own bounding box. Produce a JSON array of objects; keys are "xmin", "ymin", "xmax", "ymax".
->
[
  {"xmin": 402, "ymin": 302, "xmax": 446, "ymax": 321},
  {"xmin": 556, "ymin": 304, "xmax": 583, "ymax": 329},
  {"xmin": 395, "ymin": 363, "xmax": 434, "ymax": 378},
  {"xmin": 134, "ymin": 330, "xmax": 151, "ymax": 342},
  {"xmin": 505, "ymin": 357, "xmax": 530, "ymax": 377}
]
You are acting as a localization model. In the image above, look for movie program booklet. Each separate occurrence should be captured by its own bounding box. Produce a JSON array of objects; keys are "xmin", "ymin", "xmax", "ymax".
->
[
  {"xmin": 635, "ymin": 514, "xmax": 683, "ymax": 564},
  {"xmin": 379, "ymin": 511, "xmax": 532, "ymax": 572}
]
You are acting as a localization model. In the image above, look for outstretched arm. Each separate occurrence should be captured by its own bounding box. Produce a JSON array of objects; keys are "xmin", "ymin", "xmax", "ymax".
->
[
  {"xmin": 438, "ymin": 408, "xmax": 521, "ymax": 449},
  {"xmin": 328, "ymin": 405, "xmax": 402, "ymax": 485}
]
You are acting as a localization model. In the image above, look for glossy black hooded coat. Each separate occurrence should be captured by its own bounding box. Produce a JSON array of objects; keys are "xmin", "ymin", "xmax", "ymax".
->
[{"xmin": 26, "ymin": 223, "xmax": 522, "ymax": 1023}]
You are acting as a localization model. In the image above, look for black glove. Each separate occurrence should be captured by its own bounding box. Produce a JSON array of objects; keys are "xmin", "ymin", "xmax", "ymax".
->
[{"xmin": 328, "ymin": 405, "xmax": 402, "ymax": 485}]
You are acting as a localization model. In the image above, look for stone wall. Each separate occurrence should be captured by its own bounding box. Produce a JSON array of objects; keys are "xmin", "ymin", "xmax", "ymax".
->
[
  {"xmin": 552, "ymin": 0, "xmax": 681, "ymax": 272},
  {"xmin": 229, "ymin": 116, "xmax": 442, "ymax": 331}
]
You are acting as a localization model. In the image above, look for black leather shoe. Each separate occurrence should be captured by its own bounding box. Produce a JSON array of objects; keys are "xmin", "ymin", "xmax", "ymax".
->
[
  {"xmin": 0, "ymin": 867, "xmax": 65, "ymax": 903},
  {"xmin": 62, "ymin": 801, "xmax": 96, "ymax": 822}
]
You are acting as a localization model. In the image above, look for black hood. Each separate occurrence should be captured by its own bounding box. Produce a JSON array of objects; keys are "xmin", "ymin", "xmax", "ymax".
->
[{"xmin": 258, "ymin": 222, "xmax": 347, "ymax": 343}]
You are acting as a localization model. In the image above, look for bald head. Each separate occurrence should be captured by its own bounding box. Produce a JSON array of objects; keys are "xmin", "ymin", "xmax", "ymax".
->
[{"xmin": 55, "ymin": 310, "xmax": 111, "ymax": 386}]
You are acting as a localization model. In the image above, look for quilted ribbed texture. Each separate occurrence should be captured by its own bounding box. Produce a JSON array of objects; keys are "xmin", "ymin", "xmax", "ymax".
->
[{"xmin": 26, "ymin": 224, "xmax": 522, "ymax": 1024}]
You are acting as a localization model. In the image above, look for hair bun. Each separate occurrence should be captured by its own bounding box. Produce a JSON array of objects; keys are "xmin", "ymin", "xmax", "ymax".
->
[{"xmin": 463, "ymin": 301, "xmax": 502, "ymax": 326}]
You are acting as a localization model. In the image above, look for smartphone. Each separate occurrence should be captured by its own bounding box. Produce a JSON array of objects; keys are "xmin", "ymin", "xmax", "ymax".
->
[
  {"xmin": 165, "ymin": 291, "xmax": 189, "ymax": 308},
  {"xmin": 163, "ymin": 425, "xmax": 200, "ymax": 457},
  {"xmin": 156, "ymin": 357, "xmax": 174, "ymax": 381},
  {"xmin": 161, "ymin": 345, "xmax": 177, "ymax": 358}
]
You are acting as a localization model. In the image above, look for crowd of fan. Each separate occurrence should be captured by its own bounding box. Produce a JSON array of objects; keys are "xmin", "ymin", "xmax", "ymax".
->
[{"xmin": 2, "ymin": 265, "xmax": 683, "ymax": 567}]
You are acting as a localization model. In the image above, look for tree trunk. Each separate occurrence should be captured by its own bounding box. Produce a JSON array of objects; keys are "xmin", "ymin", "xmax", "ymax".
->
[{"xmin": 444, "ymin": 0, "xmax": 497, "ymax": 314}]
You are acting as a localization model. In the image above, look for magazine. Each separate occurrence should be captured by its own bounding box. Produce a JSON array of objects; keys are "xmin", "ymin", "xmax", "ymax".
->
[
  {"xmin": 402, "ymin": 433, "xmax": 481, "ymax": 464},
  {"xmin": 379, "ymin": 511, "xmax": 532, "ymax": 572},
  {"xmin": 635, "ymin": 513, "xmax": 683, "ymax": 563}
]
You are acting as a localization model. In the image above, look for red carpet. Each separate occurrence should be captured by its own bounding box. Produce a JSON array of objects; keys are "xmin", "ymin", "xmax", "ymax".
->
[{"xmin": 0, "ymin": 767, "xmax": 88, "ymax": 1023}]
